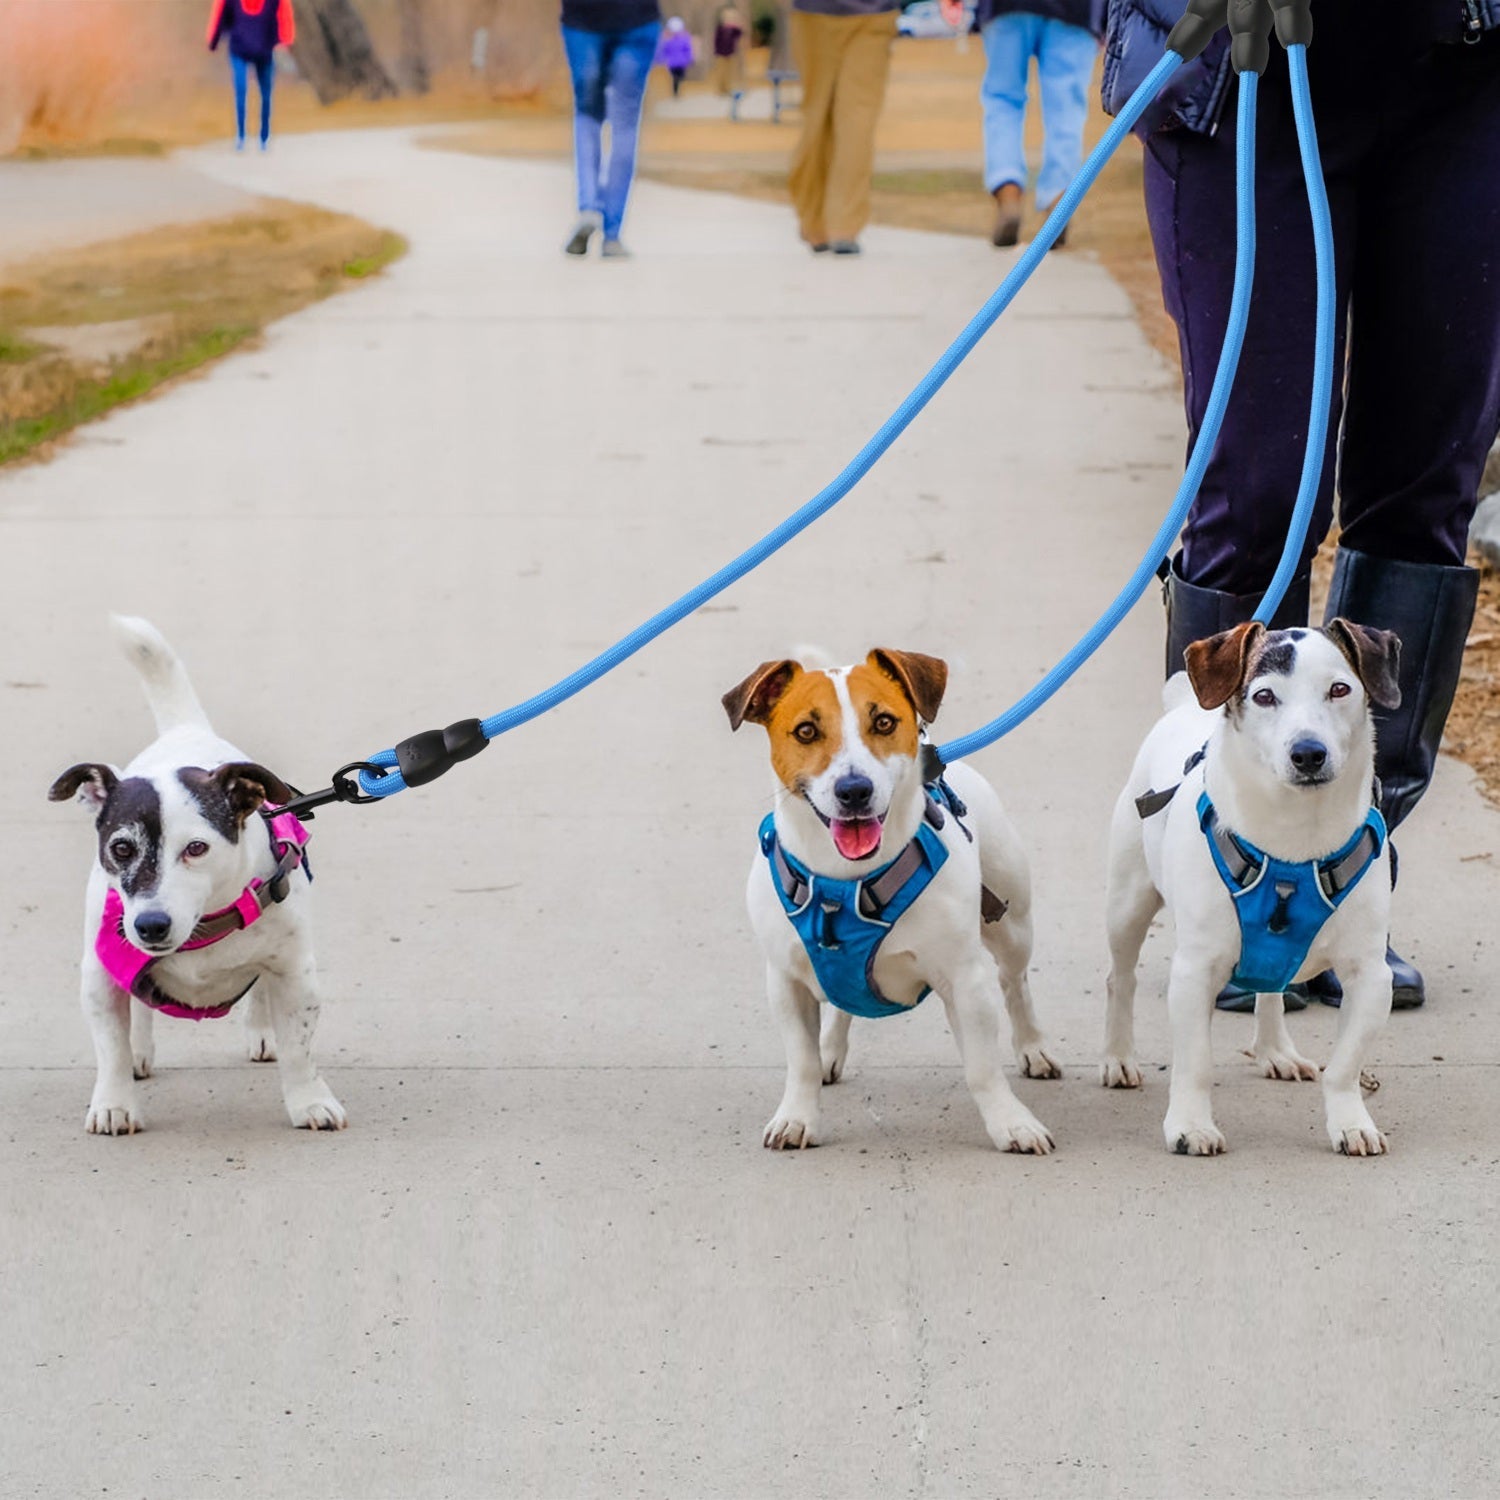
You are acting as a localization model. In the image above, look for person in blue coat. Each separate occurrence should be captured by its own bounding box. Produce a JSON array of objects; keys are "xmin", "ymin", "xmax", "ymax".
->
[{"xmin": 1102, "ymin": 0, "xmax": 1500, "ymax": 1011}]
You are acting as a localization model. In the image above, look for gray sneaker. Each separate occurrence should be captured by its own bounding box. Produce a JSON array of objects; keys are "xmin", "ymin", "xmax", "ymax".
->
[
  {"xmin": 564, "ymin": 210, "xmax": 603, "ymax": 256},
  {"xmin": 600, "ymin": 238, "xmax": 631, "ymax": 259}
]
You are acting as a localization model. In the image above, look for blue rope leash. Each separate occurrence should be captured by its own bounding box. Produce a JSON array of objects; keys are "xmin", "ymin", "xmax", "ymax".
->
[
  {"xmin": 937, "ymin": 69, "xmax": 1260, "ymax": 763},
  {"xmin": 1251, "ymin": 43, "xmax": 1333, "ymax": 625},
  {"xmin": 354, "ymin": 51, "xmax": 1185, "ymax": 800}
]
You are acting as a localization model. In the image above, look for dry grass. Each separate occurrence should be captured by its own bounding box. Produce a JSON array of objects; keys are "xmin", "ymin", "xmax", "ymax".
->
[{"xmin": 0, "ymin": 201, "xmax": 405, "ymax": 465}]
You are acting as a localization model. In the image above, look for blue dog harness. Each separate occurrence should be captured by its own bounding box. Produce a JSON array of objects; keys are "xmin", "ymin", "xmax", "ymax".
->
[
  {"xmin": 1196, "ymin": 791, "xmax": 1386, "ymax": 994},
  {"xmin": 759, "ymin": 782, "xmax": 1006, "ymax": 1020}
]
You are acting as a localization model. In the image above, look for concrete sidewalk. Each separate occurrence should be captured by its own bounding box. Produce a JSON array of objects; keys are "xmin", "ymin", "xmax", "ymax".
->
[{"xmin": 1, "ymin": 131, "xmax": 1496, "ymax": 1498}]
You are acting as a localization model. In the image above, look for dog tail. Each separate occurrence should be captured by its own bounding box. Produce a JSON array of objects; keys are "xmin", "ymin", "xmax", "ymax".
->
[{"xmin": 111, "ymin": 616, "xmax": 211, "ymax": 734}]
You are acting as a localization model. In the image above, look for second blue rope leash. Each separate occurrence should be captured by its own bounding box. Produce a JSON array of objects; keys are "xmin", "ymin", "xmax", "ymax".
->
[{"xmin": 355, "ymin": 50, "xmax": 1186, "ymax": 799}]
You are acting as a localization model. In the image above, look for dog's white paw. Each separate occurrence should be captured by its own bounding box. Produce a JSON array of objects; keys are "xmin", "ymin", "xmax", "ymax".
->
[
  {"xmin": 286, "ymin": 1083, "xmax": 347, "ymax": 1132},
  {"xmin": 988, "ymin": 1110, "xmax": 1054, "ymax": 1155},
  {"xmin": 1328, "ymin": 1104, "xmax": 1387, "ymax": 1157},
  {"xmin": 132, "ymin": 1047, "xmax": 154, "ymax": 1081},
  {"xmin": 1100, "ymin": 1054, "xmax": 1142, "ymax": 1089},
  {"xmin": 1017, "ymin": 1044, "xmax": 1062, "ymax": 1080},
  {"xmin": 1245, "ymin": 1045, "xmax": 1319, "ymax": 1082},
  {"xmin": 246, "ymin": 1028, "xmax": 277, "ymax": 1063},
  {"xmin": 86, "ymin": 1096, "xmax": 142, "ymax": 1136},
  {"xmin": 763, "ymin": 1110, "xmax": 819, "ymax": 1150},
  {"xmin": 1164, "ymin": 1115, "xmax": 1226, "ymax": 1156}
]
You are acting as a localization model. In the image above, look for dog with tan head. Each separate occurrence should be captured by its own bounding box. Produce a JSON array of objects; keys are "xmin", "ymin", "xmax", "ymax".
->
[
  {"xmin": 724, "ymin": 648, "xmax": 1058, "ymax": 1154},
  {"xmin": 1101, "ymin": 620, "xmax": 1401, "ymax": 1157}
]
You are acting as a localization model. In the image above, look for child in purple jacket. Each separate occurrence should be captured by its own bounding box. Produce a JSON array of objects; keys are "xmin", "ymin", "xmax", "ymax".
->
[{"xmin": 657, "ymin": 17, "xmax": 696, "ymax": 96}]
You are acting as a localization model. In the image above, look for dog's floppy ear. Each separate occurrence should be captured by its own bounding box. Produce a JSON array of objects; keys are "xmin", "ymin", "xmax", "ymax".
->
[
  {"xmin": 211, "ymin": 762, "xmax": 297, "ymax": 823},
  {"xmin": 722, "ymin": 660, "xmax": 800, "ymax": 731},
  {"xmin": 1184, "ymin": 621, "xmax": 1265, "ymax": 710},
  {"xmin": 868, "ymin": 649, "xmax": 948, "ymax": 724},
  {"xmin": 48, "ymin": 763, "xmax": 119, "ymax": 809},
  {"xmin": 1325, "ymin": 618, "xmax": 1403, "ymax": 710}
]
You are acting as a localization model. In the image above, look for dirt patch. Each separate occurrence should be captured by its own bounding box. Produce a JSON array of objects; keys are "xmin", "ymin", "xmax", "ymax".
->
[{"xmin": 0, "ymin": 200, "xmax": 404, "ymax": 465}]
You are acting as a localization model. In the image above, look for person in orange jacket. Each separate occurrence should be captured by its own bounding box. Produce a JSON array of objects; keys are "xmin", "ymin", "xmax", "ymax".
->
[{"xmin": 207, "ymin": 0, "xmax": 295, "ymax": 151}]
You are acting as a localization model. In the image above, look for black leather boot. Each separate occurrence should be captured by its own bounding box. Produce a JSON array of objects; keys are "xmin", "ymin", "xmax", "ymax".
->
[
  {"xmin": 1162, "ymin": 557, "xmax": 1313, "ymax": 1011},
  {"xmin": 1315, "ymin": 547, "xmax": 1481, "ymax": 1009},
  {"xmin": 1164, "ymin": 555, "xmax": 1312, "ymax": 675}
]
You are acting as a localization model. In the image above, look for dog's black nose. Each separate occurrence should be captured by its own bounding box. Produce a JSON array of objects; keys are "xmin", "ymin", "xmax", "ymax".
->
[
  {"xmin": 134, "ymin": 911, "xmax": 172, "ymax": 946},
  {"xmin": 834, "ymin": 773, "xmax": 875, "ymax": 813},
  {"xmin": 1289, "ymin": 739, "xmax": 1328, "ymax": 774}
]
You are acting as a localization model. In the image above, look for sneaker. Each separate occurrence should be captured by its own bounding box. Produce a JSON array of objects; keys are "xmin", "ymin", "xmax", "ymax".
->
[
  {"xmin": 564, "ymin": 210, "xmax": 603, "ymax": 257},
  {"xmin": 600, "ymin": 238, "xmax": 631, "ymax": 259},
  {"xmin": 991, "ymin": 182, "xmax": 1023, "ymax": 248},
  {"xmin": 830, "ymin": 240, "xmax": 861, "ymax": 256},
  {"xmin": 809, "ymin": 242, "xmax": 831, "ymax": 254}
]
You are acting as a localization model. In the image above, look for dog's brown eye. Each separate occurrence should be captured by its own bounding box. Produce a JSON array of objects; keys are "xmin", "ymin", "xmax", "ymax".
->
[
  {"xmin": 871, "ymin": 712, "xmax": 898, "ymax": 736},
  {"xmin": 108, "ymin": 839, "xmax": 135, "ymax": 863},
  {"xmin": 1251, "ymin": 688, "xmax": 1278, "ymax": 708},
  {"xmin": 183, "ymin": 841, "xmax": 210, "ymax": 859},
  {"xmin": 793, "ymin": 721, "xmax": 820, "ymax": 744},
  {"xmin": 1328, "ymin": 681, "xmax": 1352, "ymax": 700}
]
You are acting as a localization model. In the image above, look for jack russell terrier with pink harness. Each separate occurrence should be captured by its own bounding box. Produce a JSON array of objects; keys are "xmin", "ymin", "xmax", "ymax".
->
[
  {"xmin": 49, "ymin": 617, "xmax": 345, "ymax": 1135},
  {"xmin": 724, "ymin": 648, "xmax": 1059, "ymax": 1154}
]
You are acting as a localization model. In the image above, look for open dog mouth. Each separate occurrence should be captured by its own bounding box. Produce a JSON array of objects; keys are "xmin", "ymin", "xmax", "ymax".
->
[{"xmin": 805, "ymin": 798, "xmax": 885, "ymax": 860}]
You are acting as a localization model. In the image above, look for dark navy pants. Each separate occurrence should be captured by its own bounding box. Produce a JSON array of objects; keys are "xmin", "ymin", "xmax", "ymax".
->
[{"xmin": 1145, "ymin": 26, "xmax": 1500, "ymax": 594}]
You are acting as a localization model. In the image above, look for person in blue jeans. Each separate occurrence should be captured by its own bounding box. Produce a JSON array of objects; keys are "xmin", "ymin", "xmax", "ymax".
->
[
  {"xmin": 561, "ymin": 0, "xmax": 663, "ymax": 259},
  {"xmin": 206, "ymin": 0, "xmax": 295, "ymax": 151},
  {"xmin": 962, "ymin": 0, "xmax": 1103, "ymax": 247}
]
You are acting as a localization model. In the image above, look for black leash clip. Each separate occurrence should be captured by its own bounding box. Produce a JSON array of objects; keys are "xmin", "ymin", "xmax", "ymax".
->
[{"xmin": 270, "ymin": 761, "xmax": 390, "ymax": 821}]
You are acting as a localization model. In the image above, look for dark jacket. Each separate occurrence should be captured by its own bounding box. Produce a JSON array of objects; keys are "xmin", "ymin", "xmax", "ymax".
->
[
  {"xmin": 1101, "ymin": 0, "xmax": 1500, "ymax": 136},
  {"xmin": 207, "ymin": 0, "xmax": 295, "ymax": 60},
  {"xmin": 561, "ymin": 0, "xmax": 661, "ymax": 33},
  {"xmin": 977, "ymin": 0, "xmax": 1105, "ymax": 38}
]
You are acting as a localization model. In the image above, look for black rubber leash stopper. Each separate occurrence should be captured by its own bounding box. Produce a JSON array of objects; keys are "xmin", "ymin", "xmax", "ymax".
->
[
  {"xmin": 1268, "ymin": 0, "xmax": 1312, "ymax": 48},
  {"xmin": 1228, "ymin": 0, "xmax": 1273, "ymax": 73},
  {"xmin": 1166, "ymin": 0, "xmax": 1229, "ymax": 62},
  {"xmin": 394, "ymin": 718, "xmax": 489, "ymax": 787}
]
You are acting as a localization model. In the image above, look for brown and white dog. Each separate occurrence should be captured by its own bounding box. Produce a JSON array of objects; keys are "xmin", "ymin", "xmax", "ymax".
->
[{"xmin": 724, "ymin": 648, "xmax": 1058, "ymax": 1153}]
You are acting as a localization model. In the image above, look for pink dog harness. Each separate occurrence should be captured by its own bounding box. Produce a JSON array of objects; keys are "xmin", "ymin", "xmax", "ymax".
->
[{"xmin": 95, "ymin": 810, "xmax": 311, "ymax": 1021}]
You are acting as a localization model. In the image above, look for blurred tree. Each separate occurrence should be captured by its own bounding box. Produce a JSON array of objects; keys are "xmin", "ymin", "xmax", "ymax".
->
[
  {"xmin": 292, "ymin": 0, "xmax": 399, "ymax": 100},
  {"xmin": 396, "ymin": 0, "xmax": 431, "ymax": 92}
]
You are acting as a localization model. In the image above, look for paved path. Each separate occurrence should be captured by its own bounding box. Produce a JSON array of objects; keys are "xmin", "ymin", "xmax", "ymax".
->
[
  {"xmin": 0, "ymin": 156, "xmax": 264, "ymax": 267},
  {"xmin": 2, "ymin": 131, "xmax": 1496, "ymax": 1499}
]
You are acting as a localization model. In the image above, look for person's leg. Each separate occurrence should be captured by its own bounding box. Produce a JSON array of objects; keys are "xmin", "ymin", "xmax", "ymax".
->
[
  {"xmin": 823, "ymin": 9, "xmax": 897, "ymax": 245},
  {"xmin": 229, "ymin": 50, "xmax": 249, "ymax": 147},
  {"xmin": 788, "ymin": 10, "xmax": 841, "ymax": 246},
  {"xmin": 671, "ymin": 64, "xmax": 684, "ymax": 96},
  {"xmin": 255, "ymin": 55, "xmax": 274, "ymax": 146},
  {"xmin": 563, "ymin": 26, "xmax": 608, "ymax": 219},
  {"xmin": 1324, "ymin": 41, "xmax": 1500, "ymax": 845},
  {"xmin": 1144, "ymin": 67, "xmax": 1361, "ymax": 604},
  {"xmin": 1033, "ymin": 18, "xmax": 1096, "ymax": 211},
  {"xmin": 978, "ymin": 12, "xmax": 1034, "ymax": 195},
  {"xmin": 599, "ymin": 21, "xmax": 661, "ymax": 242}
]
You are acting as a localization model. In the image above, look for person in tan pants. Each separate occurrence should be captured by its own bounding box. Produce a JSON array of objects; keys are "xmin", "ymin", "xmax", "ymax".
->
[{"xmin": 788, "ymin": 0, "xmax": 899, "ymax": 254}]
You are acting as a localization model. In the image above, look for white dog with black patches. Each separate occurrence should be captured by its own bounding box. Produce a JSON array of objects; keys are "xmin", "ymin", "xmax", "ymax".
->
[
  {"xmin": 49, "ymin": 617, "xmax": 345, "ymax": 1135},
  {"xmin": 724, "ymin": 648, "xmax": 1058, "ymax": 1155},
  {"xmin": 1102, "ymin": 619, "xmax": 1402, "ymax": 1156}
]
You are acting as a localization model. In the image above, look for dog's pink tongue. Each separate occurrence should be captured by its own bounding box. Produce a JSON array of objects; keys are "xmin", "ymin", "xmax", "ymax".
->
[{"xmin": 832, "ymin": 818, "xmax": 883, "ymax": 861}]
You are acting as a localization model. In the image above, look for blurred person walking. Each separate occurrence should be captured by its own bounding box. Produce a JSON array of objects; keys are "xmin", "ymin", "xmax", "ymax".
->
[
  {"xmin": 946, "ymin": 0, "xmax": 1102, "ymax": 247},
  {"xmin": 561, "ymin": 0, "xmax": 664, "ymax": 258},
  {"xmin": 788, "ymin": 0, "xmax": 901, "ymax": 255},
  {"xmin": 658, "ymin": 16, "xmax": 697, "ymax": 95},
  {"xmin": 206, "ymin": 0, "xmax": 295, "ymax": 152},
  {"xmin": 712, "ymin": 6, "xmax": 748, "ymax": 95}
]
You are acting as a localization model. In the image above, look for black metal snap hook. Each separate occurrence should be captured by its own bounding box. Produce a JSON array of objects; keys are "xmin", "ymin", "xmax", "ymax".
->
[{"xmin": 266, "ymin": 761, "xmax": 391, "ymax": 821}]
